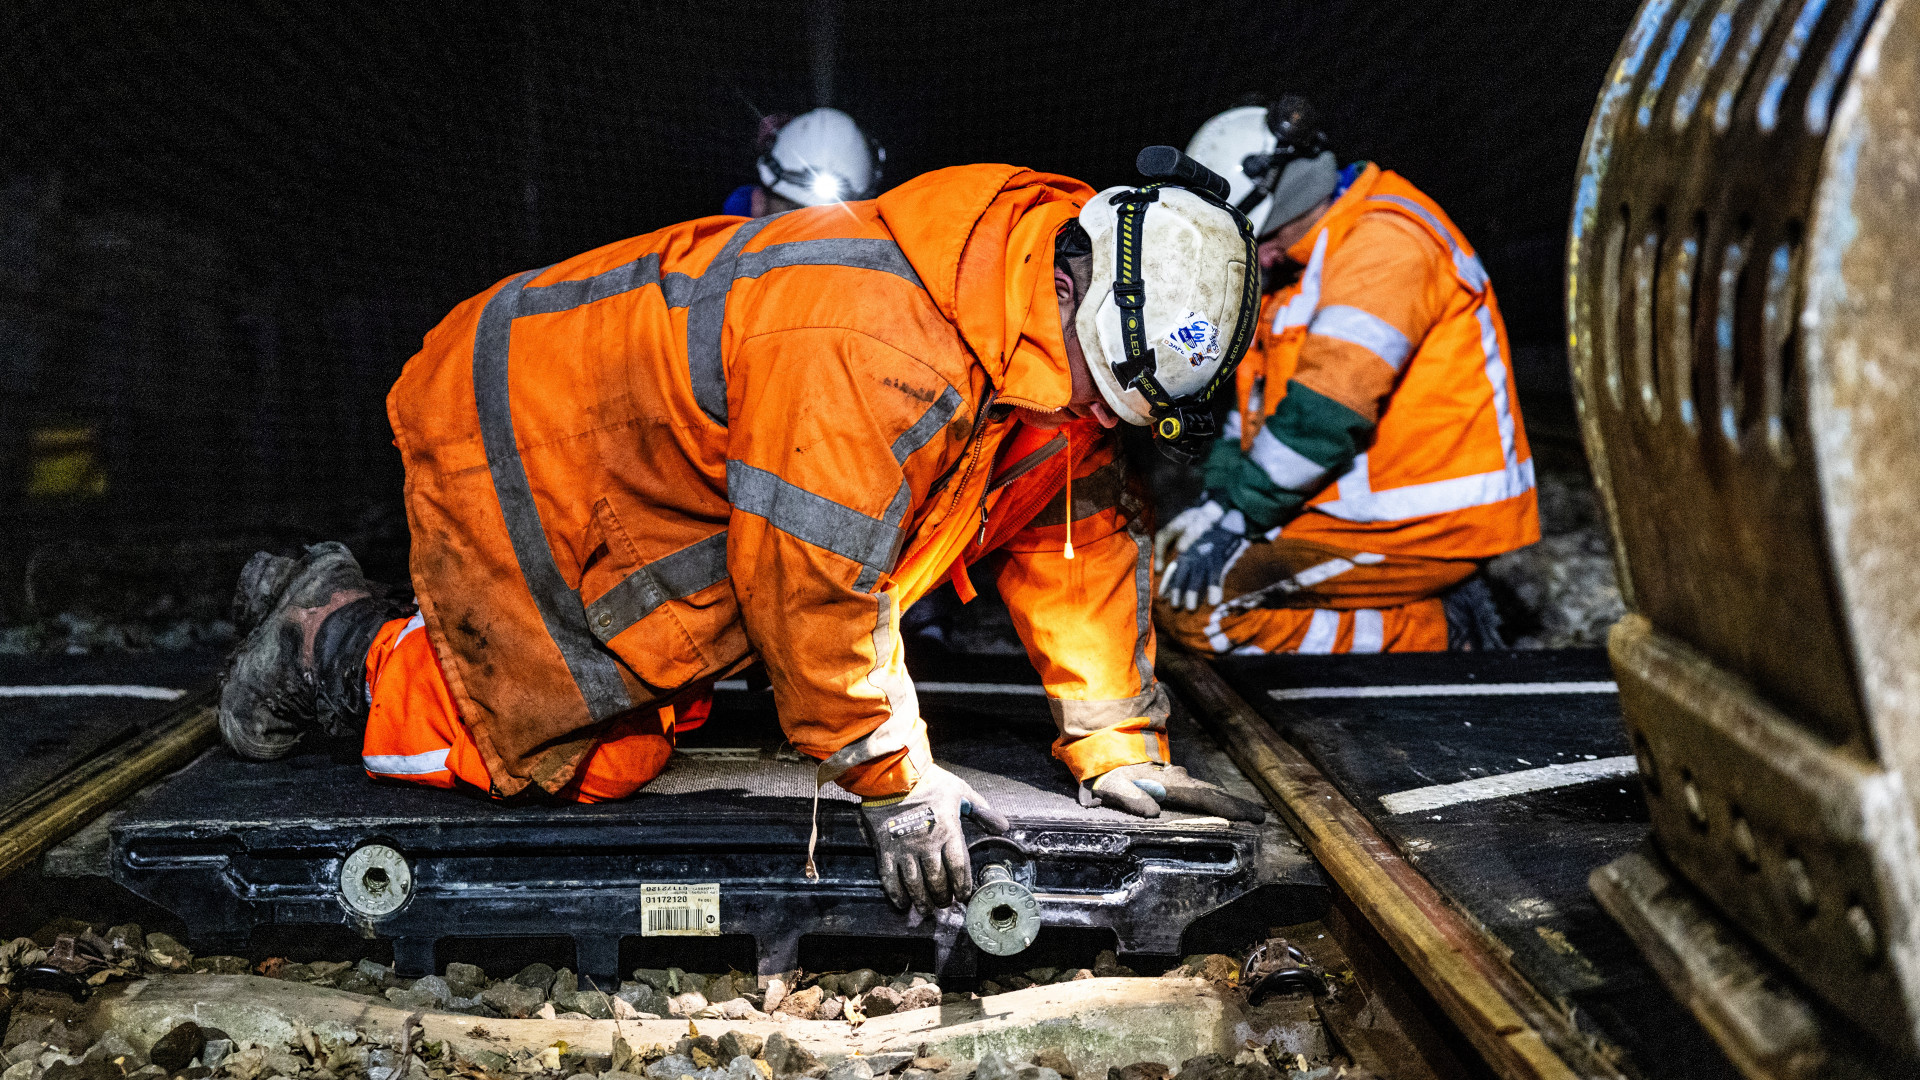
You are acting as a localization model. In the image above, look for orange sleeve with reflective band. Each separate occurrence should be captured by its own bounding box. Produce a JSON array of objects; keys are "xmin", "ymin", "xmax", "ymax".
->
[
  {"xmin": 1293, "ymin": 212, "xmax": 1449, "ymax": 424},
  {"xmin": 992, "ymin": 433, "xmax": 1165, "ymax": 782},
  {"xmin": 727, "ymin": 328, "xmax": 950, "ymax": 800}
]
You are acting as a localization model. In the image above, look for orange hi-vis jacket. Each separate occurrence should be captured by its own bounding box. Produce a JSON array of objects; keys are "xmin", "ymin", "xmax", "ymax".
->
[
  {"xmin": 386, "ymin": 164, "xmax": 1166, "ymax": 802},
  {"xmin": 1216, "ymin": 165, "xmax": 1538, "ymax": 557}
]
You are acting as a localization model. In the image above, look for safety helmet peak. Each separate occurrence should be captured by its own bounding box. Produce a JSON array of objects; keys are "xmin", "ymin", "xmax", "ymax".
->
[
  {"xmin": 757, "ymin": 107, "xmax": 885, "ymax": 206},
  {"xmin": 1074, "ymin": 147, "xmax": 1260, "ymax": 462}
]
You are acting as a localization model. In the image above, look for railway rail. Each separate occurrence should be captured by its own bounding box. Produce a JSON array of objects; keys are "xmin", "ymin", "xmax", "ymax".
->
[{"xmin": 0, "ymin": 646, "xmax": 1740, "ymax": 1079}]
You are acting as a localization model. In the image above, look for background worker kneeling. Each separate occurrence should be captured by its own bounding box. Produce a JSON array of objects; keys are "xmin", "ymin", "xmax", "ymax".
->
[{"xmin": 1157, "ymin": 96, "xmax": 1540, "ymax": 656}]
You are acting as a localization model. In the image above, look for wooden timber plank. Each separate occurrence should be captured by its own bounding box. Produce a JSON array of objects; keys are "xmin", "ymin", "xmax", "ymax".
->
[{"xmin": 89, "ymin": 974, "xmax": 1246, "ymax": 1077}]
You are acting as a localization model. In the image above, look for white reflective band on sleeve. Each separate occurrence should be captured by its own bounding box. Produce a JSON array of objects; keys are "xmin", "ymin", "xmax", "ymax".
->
[
  {"xmin": 1335, "ymin": 453, "xmax": 1370, "ymax": 500},
  {"xmin": 1310, "ymin": 305, "xmax": 1412, "ymax": 371},
  {"xmin": 1318, "ymin": 459, "xmax": 1535, "ymax": 523},
  {"xmin": 1351, "ymin": 610, "xmax": 1384, "ymax": 653},
  {"xmin": 1221, "ymin": 409, "xmax": 1242, "ymax": 440},
  {"xmin": 1251, "ymin": 427, "xmax": 1331, "ymax": 492},
  {"xmin": 1477, "ymin": 306, "xmax": 1519, "ymax": 467},
  {"xmin": 1293, "ymin": 557, "xmax": 1358, "ymax": 589},
  {"xmin": 364, "ymin": 748, "xmax": 451, "ymax": 776},
  {"xmin": 1298, "ymin": 609, "xmax": 1341, "ymax": 654},
  {"xmin": 394, "ymin": 612, "xmax": 426, "ymax": 648},
  {"xmin": 1274, "ymin": 231, "xmax": 1329, "ymax": 332}
]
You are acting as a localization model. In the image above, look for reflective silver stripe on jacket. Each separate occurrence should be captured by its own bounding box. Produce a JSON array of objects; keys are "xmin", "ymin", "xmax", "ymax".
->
[
  {"xmin": 727, "ymin": 461, "xmax": 902, "ymax": 575},
  {"xmin": 1309, "ymin": 304, "xmax": 1412, "ymax": 371},
  {"xmin": 1050, "ymin": 682, "xmax": 1171, "ymax": 738},
  {"xmin": 473, "ymin": 270, "xmax": 635, "ymax": 721},
  {"xmin": 469, "ymin": 227, "xmax": 927, "ymax": 716},
  {"xmin": 363, "ymin": 748, "xmax": 452, "ymax": 776},
  {"xmin": 1130, "ymin": 526, "xmax": 1154, "ymax": 693},
  {"xmin": 686, "ymin": 223, "xmax": 925, "ymax": 426},
  {"xmin": 585, "ymin": 531, "xmax": 731, "ymax": 644},
  {"xmin": 512, "ymin": 217, "xmax": 925, "ymax": 427},
  {"xmin": 1250, "ymin": 426, "xmax": 1332, "ymax": 493}
]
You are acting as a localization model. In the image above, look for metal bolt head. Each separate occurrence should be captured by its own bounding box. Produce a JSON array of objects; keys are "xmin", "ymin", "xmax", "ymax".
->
[
  {"xmin": 340, "ymin": 843, "xmax": 412, "ymax": 918},
  {"xmin": 1731, "ymin": 815, "xmax": 1758, "ymax": 868},
  {"xmin": 1847, "ymin": 903, "xmax": 1881, "ymax": 963},
  {"xmin": 1784, "ymin": 856, "xmax": 1817, "ymax": 913},
  {"xmin": 597, "ymin": 613, "xmax": 612, "ymax": 628},
  {"xmin": 964, "ymin": 864, "xmax": 1040, "ymax": 956}
]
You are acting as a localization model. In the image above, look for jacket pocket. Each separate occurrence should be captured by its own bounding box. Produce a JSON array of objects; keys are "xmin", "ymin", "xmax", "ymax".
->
[{"xmin": 580, "ymin": 498, "xmax": 723, "ymax": 690}]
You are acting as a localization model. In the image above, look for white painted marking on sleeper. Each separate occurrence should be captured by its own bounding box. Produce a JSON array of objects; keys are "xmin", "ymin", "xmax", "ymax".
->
[
  {"xmin": 1380, "ymin": 755, "xmax": 1640, "ymax": 815},
  {"xmin": 714, "ymin": 680, "xmax": 1044, "ymax": 696},
  {"xmin": 1269, "ymin": 680, "xmax": 1617, "ymax": 701},
  {"xmin": 0, "ymin": 685, "xmax": 186, "ymax": 701}
]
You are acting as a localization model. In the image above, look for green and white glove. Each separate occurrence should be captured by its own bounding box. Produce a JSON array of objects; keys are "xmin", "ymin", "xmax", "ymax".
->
[
  {"xmin": 1153, "ymin": 496, "xmax": 1226, "ymax": 568},
  {"xmin": 859, "ymin": 764, "xmax": 1010, "ymax": 914}
]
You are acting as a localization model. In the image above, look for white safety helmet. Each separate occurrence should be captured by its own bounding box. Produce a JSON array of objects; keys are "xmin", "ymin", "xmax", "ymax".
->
[
  {"xmin": 757, "ymin": 107, "xmax": 884, "ymax": 206},
  {"xmin": 1186, "ymin": 106, "xmax": 1280, "ymax": 234},
  {"xmin": 1185, "ymin": 97, "xmax": 1336, "ymax": 240},
  {"xmin": 1074, "ymin": 148, "xmax": 1261, "ymax": 459}
]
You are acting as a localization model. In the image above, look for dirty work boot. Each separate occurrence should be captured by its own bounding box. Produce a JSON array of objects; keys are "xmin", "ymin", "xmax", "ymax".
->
[
  {"xmin": 220, "ymin": 541, "xmax": 409, "ymax": 760},
  {"xmin": 230, "ymin": 550, "xmax": 299, "ymax": 633}
]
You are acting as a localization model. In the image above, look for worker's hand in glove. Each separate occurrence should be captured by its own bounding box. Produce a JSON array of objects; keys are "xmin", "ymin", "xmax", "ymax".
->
[
  {"xmin": 1153, "ymin": 497, "xmax": 1225, "ymax": 569},
  {"xmin": 1158, "ymin": 515, "xmax": 1248, "ymax": 611},
  {"xmin": 1083, "ymin": 763, "xmax": 1268, "ymax": 822},
  {"xmin": 859, "ymin": 764, "xmax": 1010, "ymax": 914}
]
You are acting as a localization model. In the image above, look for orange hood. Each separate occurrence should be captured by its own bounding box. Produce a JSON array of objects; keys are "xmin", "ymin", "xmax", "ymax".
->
[{"xmin": 876, "ymin": 164, "xmax": 1093, "ymax": 412}]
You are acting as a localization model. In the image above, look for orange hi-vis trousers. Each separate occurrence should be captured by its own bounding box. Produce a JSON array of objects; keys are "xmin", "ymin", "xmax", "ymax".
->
[
  {"xmin": 1155, "ymin": 535, "xmax": 1474, "ymax": 655},
  {"xmin": 359, "ymin": 614, "xmax": 709, "ymax": 801}
]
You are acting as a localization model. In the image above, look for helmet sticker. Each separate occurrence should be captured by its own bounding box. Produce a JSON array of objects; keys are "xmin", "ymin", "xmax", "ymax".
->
[{"xmin": 1162, "ymin": 311, "xmax": 1221, "ymax": 368}]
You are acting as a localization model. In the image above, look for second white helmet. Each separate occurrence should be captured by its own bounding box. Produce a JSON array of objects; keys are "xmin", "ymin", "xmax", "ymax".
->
[
  {"xmin": 1185, "ymin": 106, "xmax": 1280, "ymax": 235},
  {"xmin": 1185, "ymin": 100, "xmax": 1337, "ymax": 240},
  {"xmin": 757, "ymin": 108, "xmax": 885, "ymax": 206}
]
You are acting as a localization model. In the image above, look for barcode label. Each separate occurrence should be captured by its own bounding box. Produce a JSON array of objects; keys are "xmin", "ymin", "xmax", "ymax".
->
[{"xmin": 640, "ymin": 882, "xmax": 720, "ymax": 937}]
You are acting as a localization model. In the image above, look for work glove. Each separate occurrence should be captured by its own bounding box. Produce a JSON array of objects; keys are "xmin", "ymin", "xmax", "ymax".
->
[
  {"xmin": 1159, "ymin": 513, "xmax": 1248, "ymax": 611},
  {"xmin": 1153, "ymin": 497, "xmax": 1226, "ymax": 569},
  {"xmin": 859, "ymin": 764, "xmax": 1011, "ymax": 914},
  {"xmin": 1083, "ymin": 763, "xmax": 1268, "ymax": 822}
]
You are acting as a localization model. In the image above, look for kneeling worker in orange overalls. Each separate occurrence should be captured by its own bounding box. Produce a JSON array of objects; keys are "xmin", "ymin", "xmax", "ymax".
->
[
  {"xmin": 1155, "ymin": 97, "xmax": 1540, "ymax": 656},
  {"xmin": 217, "ymin": 151, "xmax": 1267, "ymax": 915}
]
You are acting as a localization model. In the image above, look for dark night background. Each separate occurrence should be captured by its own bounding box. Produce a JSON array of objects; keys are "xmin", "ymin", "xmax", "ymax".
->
[{"xmin": 0, "ymin": 0, "xmax": 1640, "ymax": 630}]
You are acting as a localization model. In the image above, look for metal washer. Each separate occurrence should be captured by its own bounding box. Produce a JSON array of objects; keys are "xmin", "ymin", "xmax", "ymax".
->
[{"xmin": 340, "ymin": 843, "xmax": 413, "ymax": 918}]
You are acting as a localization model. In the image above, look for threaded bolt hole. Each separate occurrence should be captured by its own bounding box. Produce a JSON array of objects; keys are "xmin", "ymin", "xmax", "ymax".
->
[
  {"xmin": 989, "ymin": 904, "xmax": 1019, "ymax": 932},
  {"xmin": 364, "ymin": 867, "xmax": 391, "ymax": 894}
]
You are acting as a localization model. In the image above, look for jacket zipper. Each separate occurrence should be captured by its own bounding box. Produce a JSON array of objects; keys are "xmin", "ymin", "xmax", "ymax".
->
[{"xmin": 944, "ymin": 389, "xmax": 997, "ymax": 546}]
